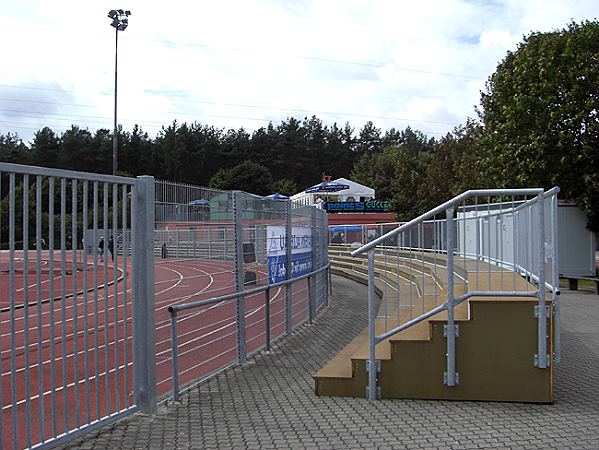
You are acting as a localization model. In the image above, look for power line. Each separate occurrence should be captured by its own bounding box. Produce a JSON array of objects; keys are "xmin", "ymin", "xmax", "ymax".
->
[{"xmin": 0, "ymin": 89, "xmax": 460, "ymax": 127}]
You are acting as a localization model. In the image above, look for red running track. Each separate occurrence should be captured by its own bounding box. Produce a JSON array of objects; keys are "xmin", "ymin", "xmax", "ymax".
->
[{"xmin": 0, "ymin": 252, "xmax": 311, "ymax": 450}]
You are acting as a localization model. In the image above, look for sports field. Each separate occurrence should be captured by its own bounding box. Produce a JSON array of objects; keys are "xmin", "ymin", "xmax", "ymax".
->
[{"xmin": 0, "ymin": 250, "xmax": 310, "ymax": 449}]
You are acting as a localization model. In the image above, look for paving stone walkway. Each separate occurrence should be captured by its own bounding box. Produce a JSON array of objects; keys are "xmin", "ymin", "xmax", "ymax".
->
[{"xmin": 66, "ymin": 276, "xmax": 599, "ymax": 449}]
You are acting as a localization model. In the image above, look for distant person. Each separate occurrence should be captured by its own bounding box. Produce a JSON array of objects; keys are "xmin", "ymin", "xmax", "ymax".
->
[
  {"xmin": 161, "ymin": 242, "xmax": 168, "ymax": 259},
  {"xmin": 331, "ymin": 232, "xmax": 343, "ymax": 244},
  {"xmin": 108, "ymin": 236, "xmax": 115, "ymax": 262},
  {"xmin": 98, "ymin": 237, "xmax": 105, "ymax": 262}
]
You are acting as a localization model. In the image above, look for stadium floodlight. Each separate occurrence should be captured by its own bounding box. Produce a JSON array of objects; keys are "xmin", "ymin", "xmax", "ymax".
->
[
  {"xmin": 108, "ymin": 9, "xmax": 130, "ymax": 31},
  {"xmin": 107, "ymin": 9, "xmax": 131, "ymax": 175}
]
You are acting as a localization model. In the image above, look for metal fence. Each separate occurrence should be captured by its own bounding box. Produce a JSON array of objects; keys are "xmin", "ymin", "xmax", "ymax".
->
[
  {"xmin": 0, "ymin": 165, "xmax": 329, "ymax": 449},
  {"xmin": 347, "ymin": 188, "xmax": 559, "ymax": 400},
  {"xmin": 0, "ymin": 162, "xmax": 155, "ymax": 450},
  {"xmin": 154, "ymin": 182, "xmax": 330, "ymax": 401}
]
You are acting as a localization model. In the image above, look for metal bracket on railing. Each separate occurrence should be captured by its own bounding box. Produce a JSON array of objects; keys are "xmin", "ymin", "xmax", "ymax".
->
[
  {"xmin": 365, "ymin": 386, "xmax": 381, "ymax": 399},
  {"xmin": 533, "ymin": 305, "xmax": 551, "ymax": 318},
  {"xmin": 444, "ymin": 372, "xmax": 460, "ymax": 386},
  {"xmin": 443, "ymin": 324, "xmax": 459, "ymax": 338},
  {"xmin": 366, "ymin": 359, "xmax": 381, "ymax": 373},
  {"xmin": 534, "ymin": 354, "xmax": 551, "ymax": 368}
]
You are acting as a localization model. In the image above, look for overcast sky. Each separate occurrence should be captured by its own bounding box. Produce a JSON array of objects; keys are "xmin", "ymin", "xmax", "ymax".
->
[{"xmin": 0, "ymin": 1, "xmax": 596, "ymax": 144}]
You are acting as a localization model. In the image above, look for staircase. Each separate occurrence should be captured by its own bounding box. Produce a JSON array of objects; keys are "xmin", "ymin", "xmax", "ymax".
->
[{"xmin": 314, "ymin": 188, "xmax": 559, "ymax": 403}]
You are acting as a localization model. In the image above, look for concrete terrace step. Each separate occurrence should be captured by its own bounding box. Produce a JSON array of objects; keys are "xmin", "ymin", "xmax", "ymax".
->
[{"xmin": 317, "ymin": 247, "xmax": 552, "ymax": 402}]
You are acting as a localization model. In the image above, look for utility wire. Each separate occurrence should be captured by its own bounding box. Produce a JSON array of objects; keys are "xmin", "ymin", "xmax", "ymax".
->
[{"xmin": 0, "ymin": 91, "xmax": 458, "ymax": 127}]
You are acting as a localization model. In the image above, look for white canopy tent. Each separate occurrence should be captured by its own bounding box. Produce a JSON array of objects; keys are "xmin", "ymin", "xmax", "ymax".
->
[{"xmin": 291, "ymin": 177, "xmax": 375, "ymax": 208}]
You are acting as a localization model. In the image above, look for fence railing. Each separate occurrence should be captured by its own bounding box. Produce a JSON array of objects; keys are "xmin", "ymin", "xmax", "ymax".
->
[
  {"xmin": 349, "ymin": 188, "xmax": 559, "ymax": 400},
  {"xmin": 153, "ymin": 182, "xmax": 329, "ymax": 401},
  {"xmin": 0, "ymin": 162, "xmax": 156, "ymax": 450},
  {"xmin": 168, "ymin": 262, "xmax": 331, "ymax": 401},
  {"xmin": 0, "ymin": 165, "xmax": 329, "ymax": 449}
]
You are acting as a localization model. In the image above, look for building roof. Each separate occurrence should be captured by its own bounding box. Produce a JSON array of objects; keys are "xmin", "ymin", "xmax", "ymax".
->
[
  {"xmin": 332, "ymin": 178, "xmax": 375, "ymax": 197},
  {"xmin": 291, "ymin": 177, "xmax": 375, "ymax": 200}
]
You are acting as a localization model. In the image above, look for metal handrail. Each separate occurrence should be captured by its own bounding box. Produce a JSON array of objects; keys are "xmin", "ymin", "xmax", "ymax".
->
[
  {"xmin": 168, "ymin": 262, "xmax": 331, "ymax": 401},
  {"xmin": 0, "ymin": 161, "xmax": 136, "ymax": 185},
  {"xmin": 352, "ymin": 187, "xmax": 559, "ymax": 400},
  {"xmin": 169, "ymin": 262, "xmax": 330, "ymax": 314},
  {"xmin": 351, "ymin": 188, "xmax": 544, "ymax": 257}
]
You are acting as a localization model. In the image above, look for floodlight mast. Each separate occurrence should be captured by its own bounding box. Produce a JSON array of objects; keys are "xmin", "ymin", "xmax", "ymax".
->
[{"xmin": 107, "ymin": 9, "xmax": 131, "ymax": 175}]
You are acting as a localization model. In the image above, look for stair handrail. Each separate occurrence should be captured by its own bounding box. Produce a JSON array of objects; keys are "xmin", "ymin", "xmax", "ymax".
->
[
  {"xmin": 352, "ymin": 187, "xmax": 559, "ymax": 400},
  {"xmin": 352, "ymin": 188, "xmax": 547, "ymax": 257}
]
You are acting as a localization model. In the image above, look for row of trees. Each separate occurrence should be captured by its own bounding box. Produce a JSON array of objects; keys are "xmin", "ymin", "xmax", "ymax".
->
[
  {"xmin": 0, "ymin": 117, "xmax": 407, "ymax": 192},
  {"xmin": 1, "ymin": 20, "xmax": 597, "ymax": 231}
]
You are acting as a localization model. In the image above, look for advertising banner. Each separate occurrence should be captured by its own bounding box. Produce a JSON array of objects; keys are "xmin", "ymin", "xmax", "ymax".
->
[
  {"xmin": 267, "ymin": 226, "xmax": 312, "ymax": 284},
  {"xmin": 325, "ymin": 200, "xmax": 391, "ymax": 213}
]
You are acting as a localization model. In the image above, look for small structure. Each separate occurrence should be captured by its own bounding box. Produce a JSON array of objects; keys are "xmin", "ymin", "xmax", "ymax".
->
[{"xmin": 291, "ymin": 176, "xmax": 375, "ymax": 208}]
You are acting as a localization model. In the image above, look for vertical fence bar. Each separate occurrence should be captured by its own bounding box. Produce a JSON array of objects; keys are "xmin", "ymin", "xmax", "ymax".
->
[
  {"xmin": 9, "ymin": 173, "xmax": 18, "ymax": 450},
  {"xmin": 499, "ymin": 198, "xmax": 504, "ymax": 287},
  {"xmin": 285, "ymin": 199, "xmax": 292, "ymax": 335},
  {"xmin": 310, "ymin": 207, "xmax": 317, "ymax": 321},
  {"xmin": 474, "ymin": 197, "xmax": 480, "ymax": 290},
  {"xmin": 170, "ymin": 311, "xmax": 180, "ymax": 402},
  {"xmin": 487, "ymin": 197, "xmax": 491, "ymax": 289},
  {"xmin": 551, "ymin": 193, "xmax": 560, "ymax": 363},
  {"xmin": 71, "ymin": 179, "xmax": 80, "ymax": 428},
  {"xmin": 60, "ymin": 178, "xmax": 68, "ymax": 433},
  {"xmin": 233, "ymin": 191, "xmax": 246, "ymax": 363},
  {"xmin": 512, "ymin": 196, "xmax": 517, "ymax": 290},
  {"xmin": 122, "ymin": 185, "xmax": 130, "ymax": 404},
  {"xmin": 367, "ymin": 250, "xmax": 377, "ymax": 400},
  {"xmin": 446, "ymin": 206, "xmax": 457, "ymax": 387},
  {"xmin": 324, "ymin": 267, "xmax": 330, "ymax": 306},
  {"xmin": 112, "ymin": 184, "xmax": 120, "ymax": 412},
  {"xmin": 525, "ymin": 196, "xmax": 531, "ymax": 289},
  {"xmin": 22, "ymin": 175, "xmax": 32, "ymax": 449},
  {"xmin": 82, "ymin": 181, "xmax": 91, "ymax": 425},
  {"xmin": 208, "ymin": 226, "xmax": 212, "ymax": 260},
  {"xmin": 132, "ymin": 175, "xmax": 157, "ymax": 414},
  {"xmin": 35, "ymin": 177, "xmax": 45, "ymax": 443},
  {"xmin": 307, "ymin": 275, "xmax": 313, "ymax": 324},
  {"xmin": 536, "ymin": 192, "xmax": 547, "ymax": 369},
  {"xmin": 92, "ymin": 182, "xmax": 101, "ymax": 420},
  {"xmin": 48, "ymin": 177, "xmax": 57, "ymax": 439},
  {"xmin": 102, "ymin": 183, "xmax": 110, "ymax": 414},
  {"xmin": 265, "ymin": 288, "xmax": 271, "ymax": 352}
]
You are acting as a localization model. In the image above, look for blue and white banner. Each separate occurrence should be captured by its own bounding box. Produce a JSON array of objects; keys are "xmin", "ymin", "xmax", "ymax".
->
[{"xmin": 267, "ymin": 226, "xmax": 312, "ymax": 284}]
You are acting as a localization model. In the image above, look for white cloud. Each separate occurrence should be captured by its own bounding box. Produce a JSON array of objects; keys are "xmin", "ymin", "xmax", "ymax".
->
[{"xmin": 0, "ymin": 0, "xmax": 596, "ymax": 142}]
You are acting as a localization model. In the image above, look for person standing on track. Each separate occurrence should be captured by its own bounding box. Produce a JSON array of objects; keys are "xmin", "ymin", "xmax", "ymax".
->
[
  {"xmin": 108, "ymin": 236, "xmax": 115, "ymax": 262},
  {"xmin": 98, "ymin": 236, "xmax": 105, "ymax": 262}
]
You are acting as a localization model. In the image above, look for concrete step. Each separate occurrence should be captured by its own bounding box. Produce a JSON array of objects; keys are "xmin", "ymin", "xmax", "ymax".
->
[{"xmin": 315, "ymin": 265, "xmax": 553, "ymax": 403}]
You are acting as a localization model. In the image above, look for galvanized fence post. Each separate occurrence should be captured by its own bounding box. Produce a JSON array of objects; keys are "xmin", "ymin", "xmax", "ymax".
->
[
  {"xmin": 551, "ymin": 192, "xmax": 560, "ymax": 363},
  {"xmin": 536, "ymin": 192, "xmax": 547, "ymax": 369},
  {"xmin": 233, "ymin": 191, "xmax": 246, "ymax": 363},
  {"xmin": 308, "ymin": 275, "xmax": 313, "ymax": 324},
  {"xmin": 170, "ymin": 311, "xmax": 180, "ymax": 402},
  {"xmin": 310, "ymin": 206, "xmax": 317, "ymax": 317},
  {"xmin": 132, "ymin": 175, "xmax": 157, "ymax": 414},
  {"xmin": 265, "ymin": 288, "xmax": 271, "ymax": 352},
  {"xmin": 445, "ymin": 206, "xmax": 457, "ymax": 387},
  {"xmin": 367, "ymin": 250, "xmax": 377, "ymax": 400},
  {"xmin": 325, "ymin": 267, "xmax": 330, "ymax": 306},
  {"xmin": 285, "ymin": 199, "xmax": 292, "ymax": 335}
]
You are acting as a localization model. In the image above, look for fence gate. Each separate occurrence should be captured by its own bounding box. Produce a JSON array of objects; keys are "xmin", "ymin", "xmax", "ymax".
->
[{"xmin": 0, "ymin": 163, "xmax": 155, "ymax": 450}]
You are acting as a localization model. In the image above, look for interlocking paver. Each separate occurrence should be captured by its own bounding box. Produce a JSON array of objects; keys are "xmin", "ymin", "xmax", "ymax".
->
[{"xmin": 64, "ymin": 276, "xmax": 599, "ymax": 449}]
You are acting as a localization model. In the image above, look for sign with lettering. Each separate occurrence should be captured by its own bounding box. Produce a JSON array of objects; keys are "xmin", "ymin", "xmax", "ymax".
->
[
  {"xmin": 325, "ymin": 200, "xmax": 391, "ymax": 213},
  {"xmin": 266, "ymin": 226, "xmax": 312, "ymax": 283}
]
